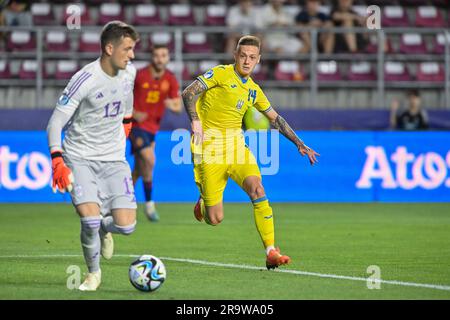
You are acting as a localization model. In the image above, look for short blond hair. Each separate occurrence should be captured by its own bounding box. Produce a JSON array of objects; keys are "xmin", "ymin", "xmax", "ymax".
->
[{"xmin": 236, "ymin": 35, "xmax": 261, "ymax": 51}]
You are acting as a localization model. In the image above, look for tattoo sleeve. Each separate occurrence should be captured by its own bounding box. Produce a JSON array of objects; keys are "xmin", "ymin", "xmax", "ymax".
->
[
  {"xmin": 182, "ymin": 80, "xmax": 207, "ymax": 122},
  {"xmin": 271, "ymin": 115, "xmax": 309, "ymax": 151}
]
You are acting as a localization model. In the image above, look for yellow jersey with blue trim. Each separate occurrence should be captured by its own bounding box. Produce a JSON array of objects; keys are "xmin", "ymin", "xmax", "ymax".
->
[{"xmin": 195, "ymin": 64, "xmax": 272, "ymax": 135}]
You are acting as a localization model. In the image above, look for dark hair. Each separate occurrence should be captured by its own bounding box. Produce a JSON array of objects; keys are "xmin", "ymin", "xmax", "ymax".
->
[
  {"xmin": 151, "ymin": 44, "xmax": 169, "ymax": 53},
  {"xmin": 236, "ymin": 35, "xmax": 261, "ymax": 51},
  {"xmin": 408, "ymin": 89, "xmax": 420, "ymax": 98},
  {"xmin": 100, "ymin": 21, "xmax": 139, "ymax": 53}
]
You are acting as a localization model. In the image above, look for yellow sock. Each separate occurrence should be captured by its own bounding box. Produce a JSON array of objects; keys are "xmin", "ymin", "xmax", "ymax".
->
[{"xmin": 252, "ymin": 197, "xmax": 275, "ymax": 249}]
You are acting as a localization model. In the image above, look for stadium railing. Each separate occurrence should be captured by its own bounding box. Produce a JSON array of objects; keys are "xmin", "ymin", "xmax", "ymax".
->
[{"xmin": 0, "ymin": 25, "xmax": 449, "ymax": 109}]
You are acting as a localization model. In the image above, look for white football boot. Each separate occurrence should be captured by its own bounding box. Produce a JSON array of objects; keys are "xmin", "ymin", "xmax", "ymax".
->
[
  {"xmin": 78, "ymin": 269, "xmax": 101, "ymax": 291},
  {"xmin": 145, "ymin": 201, "xmax": 160, "ymax": 222},
  {"xmin": 100, "ymin": 232, "xmax": 114, "ymax": 260}
]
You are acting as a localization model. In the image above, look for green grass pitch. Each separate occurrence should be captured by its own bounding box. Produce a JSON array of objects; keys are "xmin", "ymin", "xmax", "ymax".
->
[{"xmin": 0, "ymin": 203, "xmax": 449, "ymax": 300}]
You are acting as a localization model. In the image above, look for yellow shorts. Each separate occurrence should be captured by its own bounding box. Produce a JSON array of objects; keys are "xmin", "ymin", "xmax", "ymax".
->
[{"xmin": 192, "ymin": 140, "xmax": 261, "ymax": 207}]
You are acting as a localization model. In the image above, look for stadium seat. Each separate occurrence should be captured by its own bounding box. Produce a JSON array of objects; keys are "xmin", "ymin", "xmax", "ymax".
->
[
  {"xmin": 399, "ymin": 33, "xmax": 428, "ymax": 54},
  {"xmin": 79, "ymin": 31, "xmax": 101, "ymax": 53},
  {"xmin": 183, "ymin": 33, "xmax": 212, "ymax": 53},
  {"xmin": 384, "ymin": 62, "xmax": 412, "ymax": 82},
  {"xmin": 132, "ymin": 4, "xmax": 163, "ymax": 26},
  {"xmin": 168, "ymin": 4, "xmax": 196, "ymax": 26},
  {"xmin": 31, "ymin": 3, "xmax": 55, "ymax": 25},
  {"xmin": 54, "ymin": 60, "xmax": 79, "ymax": 80},
  {"xmin": 62, "ymin": 3, "xmax": 94, "ymax": 25},
  {"xmin": 167, "ymin": 61, "xmax": 191, "ymax": 81},
  {"xmin": 198, "ymin": 60, "xmax": 221, "ymax": 73},
  {"xmin": 19, "ymin": 60, "xmax": 38, "ymax": 79},
  {"xmin": 415, "ymin": 6, "xmax": 445, "ymax": 27},
  {"xmin": 365, "ymin": 34, "xmax": 393, "ymax": 54},
  {"xmin": 205, "ymin": 5, "xmax": 227, "ymax": 26},
  {"xmin": 348, "ymin": 62, "xmax": 376, "ymax": 81},
  {"xmin": 98, "ymin": 3, "xmax": 125, "ymax": 26},
  {"xmin": 432, "ymin": 33, "xmax": 450, "ymax": 54},
  {"xmin": 7, "ymin": 31, "xmax": 36, "ymax": 52},
  {"xmin": 416, "ymin": 62, "xmax": 445, "ymax": 82},
  {"xmin": 274, "ymin": 61, "xmax": 304, "ymax": 81},
  {"xmin": 317, "ymin": 61, "xmax": 342, "ymax": 82},
  {"xmin": 0, "ymin": 60, "xmax": 11, "ymax": 79},
  {"xmin": 382, "ymin": 6, "xmax": 409, "ymax": 27},
  {"xmin": 45, "ymin": 31, "xmax": 71, "ymax": 52},
  {"xmin": 148, "ymin": 32, "xmax": 174, "ymax": 51}
]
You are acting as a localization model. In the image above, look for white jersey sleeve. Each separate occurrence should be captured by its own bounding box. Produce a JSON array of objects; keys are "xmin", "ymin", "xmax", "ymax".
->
[
  {"xmin": 47, "ymin": 69, "xmax": 93, "ymax": 153},
  {"xmin": 124, "ymin": 62, "xmax": 136, "ymax": 118}
]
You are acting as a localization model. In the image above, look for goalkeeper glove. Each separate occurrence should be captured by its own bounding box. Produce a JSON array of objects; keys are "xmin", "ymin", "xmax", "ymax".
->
[
  {"xmin": 51, "ymin": 151, "xmax": 74, "ymax": 193},
  {"xmin": 123, "ymin": 116, "xmax": 132, "ymax": 138}
]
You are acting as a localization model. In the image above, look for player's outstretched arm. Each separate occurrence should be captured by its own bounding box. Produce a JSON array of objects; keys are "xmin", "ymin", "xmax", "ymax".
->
[
  {"xmin": 182, "ymin": 79, "xmax": 207, "ymax": 144},
  {"xmin": 265, "ymin": 108, "xmax": 320, "ymax": 165}
]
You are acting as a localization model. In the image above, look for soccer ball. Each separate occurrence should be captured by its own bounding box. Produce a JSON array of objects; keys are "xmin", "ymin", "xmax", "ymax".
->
[
  {"xmin": 129, "ymin": 255, "xmax": 166, "ymax": 292},
  {"xmin": 243, "ymin": 106, "xmax": 270, "ymax": 130}
]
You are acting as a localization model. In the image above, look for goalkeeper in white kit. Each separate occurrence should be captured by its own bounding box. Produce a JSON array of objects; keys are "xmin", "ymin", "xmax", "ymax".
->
[{"xmin": 46, "ymin": 21, "xmax": 139, "ymax": 291}]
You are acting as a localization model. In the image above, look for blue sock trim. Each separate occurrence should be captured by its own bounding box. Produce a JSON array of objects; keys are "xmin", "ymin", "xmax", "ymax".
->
[{"xmin": 252, "ymin": 196, "xmax": 267, "ymax": 204}]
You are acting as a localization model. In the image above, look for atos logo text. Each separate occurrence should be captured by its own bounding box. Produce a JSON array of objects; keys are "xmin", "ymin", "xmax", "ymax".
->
[
  {"xmin": 357, "ymin": 146, "xmax": 450, "ymax": 190},
  {"xmin": 0, "ymin": 146, "xmax": 51, "ymax": 190}
]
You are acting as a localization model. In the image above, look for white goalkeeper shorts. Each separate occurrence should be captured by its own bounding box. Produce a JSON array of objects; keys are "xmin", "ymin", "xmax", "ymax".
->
[{"xmin": 64, "ymin": 155, "xmax": 137, "ymax": 216}]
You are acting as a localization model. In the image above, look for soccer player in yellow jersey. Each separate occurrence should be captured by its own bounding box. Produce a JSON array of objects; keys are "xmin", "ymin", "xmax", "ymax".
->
[{"xmin": 182, "ymin": 35, "xmax": 320, "ymax": 269}]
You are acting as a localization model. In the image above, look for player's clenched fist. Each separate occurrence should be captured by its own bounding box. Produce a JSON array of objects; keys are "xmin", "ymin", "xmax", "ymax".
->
[{"xmin": 50, "ymin": 151, "xmax": 74, "ymax": 193}]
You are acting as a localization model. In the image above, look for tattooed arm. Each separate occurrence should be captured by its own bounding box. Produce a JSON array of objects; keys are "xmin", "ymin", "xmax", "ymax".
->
[
  {"xmin": 265, "ymin": 108, "xmax": 320, "ymax": 165},
  {"xmin": 182, "ymin": 80, "xmax": 207, "ymax": 144}
]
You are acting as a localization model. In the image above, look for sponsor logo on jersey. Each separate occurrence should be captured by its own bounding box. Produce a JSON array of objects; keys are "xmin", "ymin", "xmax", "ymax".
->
[
  {"xmin": 95, "ymin": 92, "xmax": 104, "ymax": 99},
  {"xmin": 231, "ymin": 84, "xmax": 237, "ymax": 88},
  {"xmin": 203, "ymin": 69, "xmax": 214, "ymax": 79}
]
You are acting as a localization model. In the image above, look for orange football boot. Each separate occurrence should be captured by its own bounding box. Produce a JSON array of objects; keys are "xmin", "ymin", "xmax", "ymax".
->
[
  {"xmin": 193, "ymin": 197, "xmax": 204, "ymax": 222},
  {"xmin": 266, "ymin": 247, "xmax": 291, "ymax": 270}
]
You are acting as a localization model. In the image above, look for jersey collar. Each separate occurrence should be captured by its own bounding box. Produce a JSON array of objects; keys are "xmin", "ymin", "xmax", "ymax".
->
[{"xmin": 233, "ymin": 65, "xmax": 249, "ymax": 84}]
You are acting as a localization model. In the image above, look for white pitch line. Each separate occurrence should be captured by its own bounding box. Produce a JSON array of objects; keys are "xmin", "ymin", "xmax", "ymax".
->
[{"xmin": 1, "ymin": 254, "xmax": 450, "ymax": 292}]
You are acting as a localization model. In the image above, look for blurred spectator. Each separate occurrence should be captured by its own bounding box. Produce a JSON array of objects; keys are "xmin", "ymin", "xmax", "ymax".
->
[
  {"xmin": 296, "ymin": 0, "xmax": 334, "ymax": 54},
  {"xmin": 259, "ymin": 0, "xmax": 303, "ymax": 54},
  {"xmin": 390, "ymin": 90, "xmax": 429, "ymax": 131},
  {"xmin": 0, "ymin": 0, "xmax": 7, "ymax": 49},
  {"xmin": 330, "ymin": 0, "xmax": 367, "ymax": 53},
  {"xmin": 225, "ymin": 0, "xmax": 262, "ymax": 54},
  {"xmin": 3, "ymin": 0, "xmax": 32, "ymax": 27}
]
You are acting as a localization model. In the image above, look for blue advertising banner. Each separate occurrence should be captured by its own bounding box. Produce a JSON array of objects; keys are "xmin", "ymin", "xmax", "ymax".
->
[{"xmin": 0, "ymin": 131, "xmax": 449, "ymax": 203}]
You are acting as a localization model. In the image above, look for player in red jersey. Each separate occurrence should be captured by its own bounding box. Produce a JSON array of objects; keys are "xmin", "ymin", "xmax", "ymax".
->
[{"xmin": 130, "ymin": 44, "xmax": 182, "ymax": 221}]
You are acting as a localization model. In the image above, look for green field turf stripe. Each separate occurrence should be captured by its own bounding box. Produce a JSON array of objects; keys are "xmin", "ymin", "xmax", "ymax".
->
[{"xmin": 1, "ymin": 253, "xmax": 450, "ymax": 292}]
